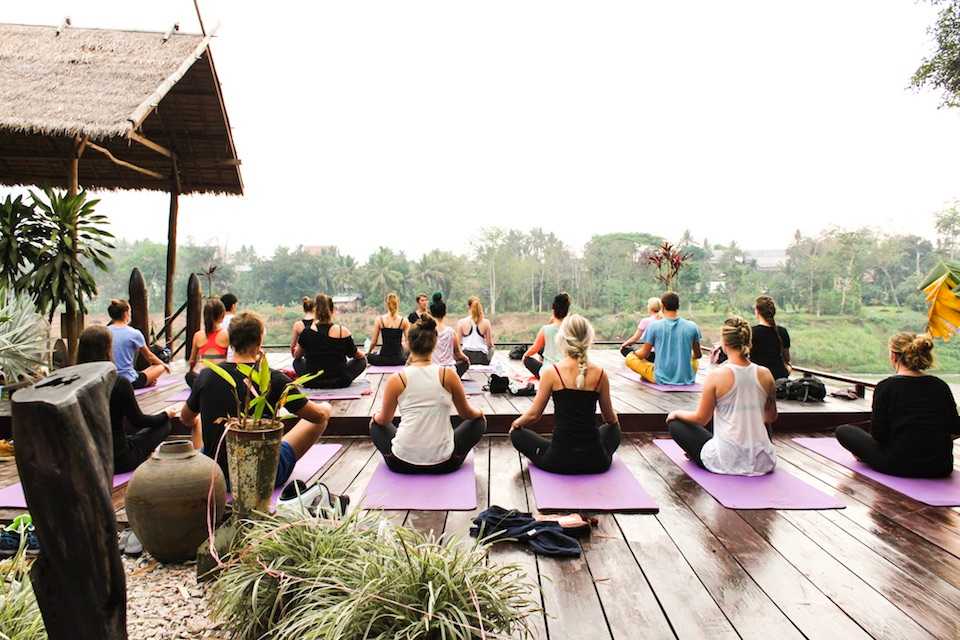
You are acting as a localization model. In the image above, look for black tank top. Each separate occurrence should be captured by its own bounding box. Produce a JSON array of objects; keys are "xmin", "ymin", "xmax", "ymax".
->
[
  {"xmin": 550, "ymin": 364, "xmax": 606, "ymax": 453},
  {"xmin": 298, "ymin": 320, "xmax": 357, "ymax": 381},
  {"xmin": 379, "ymin": 316, "xmax": 404, "ymax": 358}
]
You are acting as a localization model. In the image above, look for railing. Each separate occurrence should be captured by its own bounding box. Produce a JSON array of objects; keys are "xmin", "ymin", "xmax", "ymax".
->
[
  {"xmin": 791, "ymin": 366, "xmax": 875, "ymax": 398},
  {"xmin": 129, "ymin": 269, "xmax": 202, "ymax": 362}
]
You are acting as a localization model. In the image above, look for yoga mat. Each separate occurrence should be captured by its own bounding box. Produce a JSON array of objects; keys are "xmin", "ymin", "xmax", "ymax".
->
[
  {"xmin": 527, "ymin": 457, "xmax": 658, "ymax": 513},
  {"xmin": 304, "ymin": 379, "xmax": 371, "ymax": 400},
  {"xmin": 165, "ymin": 388, "xmax": 191, "ymax": 402},
  {"xmin": 367, "ymin": 365, "xmax": 405, "ymax": 374},
  {"xmin": 617, "ymin": 369, "xmax": 702, "ymax": 391},
  {"xmin": 654, "ymin": 439, "xmax": 844, "ymax": 510},
  {"xmin": 793, "ymin": 437, "xmax": 960, "ymax": 507},
  {"xmin": 133, "ymin": 374, "xmax": 180, "ymax": 397},
  {"xmin": 226, "ymin": 443, "xmax": 343, "ymax": 507},
  {"xmin": 0, "ymin": 472, "xmax": 134, "ymax": 509},
  {"xmin": 363, "ymin": 454, "xmax": 477, "ymax": 510},
  {"xmin": 462, "ymin": 380, "xmax": 483, "ymax": 396}
]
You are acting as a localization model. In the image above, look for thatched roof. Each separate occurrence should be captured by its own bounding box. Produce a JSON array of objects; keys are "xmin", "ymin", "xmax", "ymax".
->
[{"xmin": 0, "ymin": 23, "xmax": 242, "ymax": 195}]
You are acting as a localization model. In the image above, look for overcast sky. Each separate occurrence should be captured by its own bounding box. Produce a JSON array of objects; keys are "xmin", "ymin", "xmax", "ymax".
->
[{"xmin": 7, "ymin": 1, "xmax": 959, "ymax": 260}]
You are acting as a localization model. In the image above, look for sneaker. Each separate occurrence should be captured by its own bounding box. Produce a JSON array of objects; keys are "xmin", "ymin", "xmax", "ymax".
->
[
  {"xmin": 309, "ymin": 482, "xmax": 350, "ymax": 517},
  {"xmin": 118, "ymin": 530, "xmax": 142, "ymax": 557},
  {"xmin": 276, "ymin": 480, "xmax": 322, "ymax": 518},
  {"xmin": 0, "ymin": 527, "xmax": 39, "ymax": 557}
]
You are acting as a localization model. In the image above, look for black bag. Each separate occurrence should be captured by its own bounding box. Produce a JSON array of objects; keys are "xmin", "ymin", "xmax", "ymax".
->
[
  {"xmin": 509, "ymin": 345, "xmax": 527, "ymax": 360},
  {"xmin": 487, "ymin": 374, "xmax": 510, "ymax": 394},
  {"xmin": 509, "ymin": 382, "xmax": 536, "ymax": 397},
  {"xmin": 150, "ymin": 344, "xmax": 172, "ymax": 364},
  {"xmin": 778, "ymin": 377, "xmax": 826, "ymax": 403}
]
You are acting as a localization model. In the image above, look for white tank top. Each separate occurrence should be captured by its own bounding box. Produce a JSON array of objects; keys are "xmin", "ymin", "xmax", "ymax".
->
[
  {"xmin": 461, "ymin": 320, "xmax": 488, "ymax": 354},
  {"xmin": 700, "ymin": 363, "xmax": 776, "ymax": 476},
  {"xmin": 432, "ymin": 326, "xmax": 456, "ymax": 366},
  {"xmin": 391, "ymin": 365, "xmax": 454, "ymax": 465},
  {"xmin": 542, "ymin": 323, "xmax": 561, "ymax": 365}
]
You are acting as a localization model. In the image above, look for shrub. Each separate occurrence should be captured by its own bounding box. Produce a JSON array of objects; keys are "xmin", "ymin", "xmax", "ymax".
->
[{"xmin": 210, "ymin": 511, "xmax": 540, "ymax": 639}]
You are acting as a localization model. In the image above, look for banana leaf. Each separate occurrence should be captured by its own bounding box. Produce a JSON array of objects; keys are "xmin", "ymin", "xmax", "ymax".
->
[{"xmin": 923, "ymin": 271, "xmax": 960, "ymax": 340}]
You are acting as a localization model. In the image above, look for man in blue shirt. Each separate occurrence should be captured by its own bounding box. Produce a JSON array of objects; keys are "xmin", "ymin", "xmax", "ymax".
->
[
  {"xmin": 625, "ymin": 292, "xmax": 701, "ymax": 385},
  {"xmin": 107, "ymin": 299, "xmax": 169, "ymax": 389}
]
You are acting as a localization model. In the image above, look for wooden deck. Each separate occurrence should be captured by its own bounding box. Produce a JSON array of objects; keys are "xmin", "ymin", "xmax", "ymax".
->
[{"xmin": 128, "ymin": 349, "xmax": 872, "ymax": 435}]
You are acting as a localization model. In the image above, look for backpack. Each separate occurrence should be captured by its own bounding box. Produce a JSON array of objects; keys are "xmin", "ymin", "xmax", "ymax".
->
[
  {"xmin": 487, "ymin": 374, "xmax": 510, "ymax": 394},
  {"xmin": 777, "ymin": 377, "xmax": 826, "ymax": 403},
  {"xmin": 509, "ymin": 345, "xmax": 527, "ymax": 360}
]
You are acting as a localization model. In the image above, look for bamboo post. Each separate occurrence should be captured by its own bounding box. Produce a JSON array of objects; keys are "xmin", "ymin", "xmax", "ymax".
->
[
  {"xmin": 184, "ymin": 272, "xmax": 202, "ymax": 362},
  {"xmin": 64, "ymin": 136, "xmax": 83, "ymax": 364},
  {"xmin": 11, "ymin": 362, "xmax": 127, "ymax": 639},
  {"xmin": 164, "ymin": 174, "xmax": 179, "ymax": 346}
]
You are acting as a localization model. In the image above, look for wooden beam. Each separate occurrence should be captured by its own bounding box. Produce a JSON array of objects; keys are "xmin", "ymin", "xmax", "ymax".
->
[
  {"xmin": 85, "ymin": 141, "xmax": 166, "ymax": 180},
  {"xmin": 128, "ymin": 131, "xmax": 175, "ymax": 159},
  {"xmin": 164, "ymin": 156, "xmax": 181, "ymax": 345}
]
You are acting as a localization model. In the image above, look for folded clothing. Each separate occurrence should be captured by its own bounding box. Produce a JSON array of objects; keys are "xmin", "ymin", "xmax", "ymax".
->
[{"xmin": 470, "ymin": 505, "xmax": 582, "ymax": 558}]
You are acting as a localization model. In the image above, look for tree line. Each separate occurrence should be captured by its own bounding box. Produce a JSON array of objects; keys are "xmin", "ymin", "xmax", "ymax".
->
[{"xmin": 94, "ymin": 206, "xmax": 958, "ymax": 320}]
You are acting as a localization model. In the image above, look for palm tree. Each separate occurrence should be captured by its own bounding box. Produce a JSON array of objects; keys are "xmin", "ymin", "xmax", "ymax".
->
[
  {"xmin": 363, "ymin": 248, "xmax": 404, "ymax": 302},
  {"xmin": 415, "ymin": 250, "xmax": 450, "ymax": 294}
]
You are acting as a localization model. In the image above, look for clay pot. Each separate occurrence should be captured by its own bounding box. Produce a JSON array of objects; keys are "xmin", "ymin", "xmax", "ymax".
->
[
  {"xmin": 126, "ymin": 440, "xmax": 226, "ymax": 563},
  {"xmin": 226, "ymin": 422, "xmax": 283, "ymax": 520}
]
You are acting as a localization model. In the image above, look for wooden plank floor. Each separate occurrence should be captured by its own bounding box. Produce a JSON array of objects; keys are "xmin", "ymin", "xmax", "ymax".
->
[
  {"xmin": 128, "ymin": 349, "xmax": 872, "ymax": 435},
  {"xmin": 0, "ymin": 431, "xmax": 958, "ymax": 638}
]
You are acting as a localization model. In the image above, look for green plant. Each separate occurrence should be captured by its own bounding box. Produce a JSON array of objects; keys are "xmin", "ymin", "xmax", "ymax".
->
[
  {"xmin": 205, "ymin": 357, "xmax": 316, "ymax": 429},
  {"xmin": 0, "ymin": 524, "xmax": 47, "ymax": 640},
  {"xmin": 645, "ymin": 242, "xmax": 691, "ymax": 291},
  {"xmin": 0, "ymin": 291, "xmax": 49, "ymax": 384},
  {"xmin": 27, "ymin": 187, "xmax": 114, "ymax": 320},
  {"xmin": 0, "ymin": 196, "xmax": 45, "ymax": 295},
  {"xmin": 210, "ymin": 510, "xmax": 539, "ymax": 639}
]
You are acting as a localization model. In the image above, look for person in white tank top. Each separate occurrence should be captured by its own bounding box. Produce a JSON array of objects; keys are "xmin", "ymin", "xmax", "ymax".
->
[
  {"xmin": 666, "ymin": 316, "xmax": 778, "ymax": 476},
  {"xmin": 458, "ymin": 296, "xmax": 496, "ymax": 365},
  {"xmin": 370, "ymin": 315, "xmax": 486, "ymax": 473},
  {"xmin": 427, "ymin": 293, "xmax": 470, "ymax": 378}
]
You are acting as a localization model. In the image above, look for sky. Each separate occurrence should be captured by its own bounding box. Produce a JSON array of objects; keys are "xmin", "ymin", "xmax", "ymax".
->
[{"xmin": 6, "ymin": 1, "xmax": 960, "ymax": 260}]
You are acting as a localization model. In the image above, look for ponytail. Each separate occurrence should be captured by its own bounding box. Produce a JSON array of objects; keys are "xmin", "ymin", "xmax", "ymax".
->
[
  {"xmin": 203, "ymin": 298, "xmax": 225, "ymax": 335},
  {"xmin": 302, "ymin": 296, "xmax": 315, "ymax": 313},
  {"xmin": 385, "ymin": 292, "xmax": 399, "ymax": 316},
  {"xmin": 468, "ymin": 296, "xmax": 484, "ymax": 324},
  {"xmin": 315, "ymin": 294, "xmax": 334, "ymax": 324}
]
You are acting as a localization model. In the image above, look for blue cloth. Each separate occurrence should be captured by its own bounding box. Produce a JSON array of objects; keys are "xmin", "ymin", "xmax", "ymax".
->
[
  {"xmin": 644, "ymin": 317, "xmax": 701, "ymax": 385},
  {"xmin": 275, "ymin": 441, "xmax": 296, "ymax": 488},
  {"xmin": 109, "ymin": 325, "xmax": 145, "ymax": 383}
]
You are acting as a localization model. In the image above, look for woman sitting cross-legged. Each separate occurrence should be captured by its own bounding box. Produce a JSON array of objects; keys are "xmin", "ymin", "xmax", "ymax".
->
[
  {"xmin": 370, "ymin": 317, "xmax": 486, "ymax": 474},
  {"xmin": 185, "ymin": 298, "xmax": 229, "ymax": 388},
  {"xmin": 620, "ymin": 296, "xmax": 662, "ymax": 360},
  {"xmin": 289, "ymin": 296, "xmax": 316, "ymax": 358},
  {"xmin": 836, "ymin": 332, "xmax": 960, "ymax": 478},
  {"xmin": 457, "ymin": 296, "xmax": 495, "ymax": 365},
  {"xmin": 510, "ymin": 314, "xmax": 622, "ymax": 474},
  {"xmin": 523, "ymin": 292, "xmax": 571, "ymax": 378},
  {"xmin": 77, "ymin": 325, "xmax": 197, "ymax": 473},
  {"xmin": 667, "ymin": 317, "xmax": 778, "ymax": 475},
  {"xmin": 367, "ymin": 292, "xmax": 410, "ymax": 367},
  {"xmin": 429, "ymin": 292, "xmax": 470, "ymax": 378},
  {"xmin": 294, "ymin": 293, "xmax": 367, "ymax": 388}
]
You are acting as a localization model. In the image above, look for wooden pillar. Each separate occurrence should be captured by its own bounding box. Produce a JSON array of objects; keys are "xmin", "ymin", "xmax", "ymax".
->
[
  {"xmin": 164, "ymin": 189, "xmax": 179, "ymax": 345},
  {"xmin": 64, "ymin": 136, "xmax": 84, "ymax": 364},
  {"xmin": 184, "ymin": 272, "xmax": 202, "ymax": 362},
  {"xmin": 11, "ymin": 362, "xmax": 127, "ymax": 639}
]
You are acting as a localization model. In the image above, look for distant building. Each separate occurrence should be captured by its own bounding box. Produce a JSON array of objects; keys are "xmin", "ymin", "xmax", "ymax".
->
[
  {"xmin": 743, "ymin": 249, "xmax": 787, "ymax": 272},
  {"xmin": 332, "ymin": 293, "xmax": 363, "ymax": 313},
  {"xmin": 303, "ymin": 245, "xmax": 338, "ymax": 257}
]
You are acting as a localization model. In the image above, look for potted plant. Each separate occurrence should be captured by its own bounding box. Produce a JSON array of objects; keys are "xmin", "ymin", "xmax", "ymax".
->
[
  {"xmin": 0, "ymin": 290, "xmax": 50, "ymax": 397},
  {"xmin": 205, "ymin": 357, "xmax": 316, "ymax": 519},
  {"xmin": 27, "ymin": 187, "xmax": 114, "ymax": 364}
]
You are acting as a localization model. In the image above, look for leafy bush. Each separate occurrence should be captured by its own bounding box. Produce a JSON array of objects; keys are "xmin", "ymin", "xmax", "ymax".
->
[
  {"xmin": 0, "ymin": 291, "xmax": 49, "ymax": 384},
  {"xmin": 0, "ymin": 548, "xmax": 47, "ymax": 640},
  {"xmin": 210, "ymin": 511, "xmax": 539, "ymax": 639}
]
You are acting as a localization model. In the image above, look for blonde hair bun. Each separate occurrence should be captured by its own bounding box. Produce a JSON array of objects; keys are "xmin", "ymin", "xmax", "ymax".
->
[
  {"xmin": 891, "ymin": 331, "xmax": 934, "ymax": 372},
  {"xmin": 721, "ymin": 316, "xmax": 752, "ymax": 355}
]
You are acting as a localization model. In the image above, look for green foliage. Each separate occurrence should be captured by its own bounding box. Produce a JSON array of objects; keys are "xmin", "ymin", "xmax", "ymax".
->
[
  {"xmin": 0, "ymin": 547, "xmax": 47, "ymax": 640},
  {"xmin": 210, "ymin": 510, "xmax": 539, "ymax": 639},
  {"xmin": 206, "ymin": 357, "xmax": 318, "ymax": 430},
  {"xmin": 0, "ymin": 291, "xmax": 49, "ymax": 384},
  {"xmin": 912, "ymin": 1, "xmax": 960, "ymax": 108},
  {"xmin": 0, "ymin": 196, "xmax": 45, "ymax": 294},
  {"xmin": 27, "ymin": 188, "xmax": 114, "ymax": 319}
]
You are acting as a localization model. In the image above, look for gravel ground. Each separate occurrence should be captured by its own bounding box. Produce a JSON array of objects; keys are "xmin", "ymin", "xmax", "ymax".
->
[{"xmin": 124, "ymin": 555, "xmax": 226, "ymax": 640}]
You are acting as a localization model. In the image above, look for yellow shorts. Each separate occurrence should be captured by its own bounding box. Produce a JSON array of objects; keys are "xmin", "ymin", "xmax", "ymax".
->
[{"xmin": 625, "ymin": 353, "xmax": 698, "ymax": 384}]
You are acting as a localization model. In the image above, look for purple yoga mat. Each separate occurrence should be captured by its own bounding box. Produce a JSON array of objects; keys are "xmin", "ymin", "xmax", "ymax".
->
[
  {"xmin": 304, "ymin": 379, "xmax": 371, "ymax": 401},
  {"xmin": 226, "ymin": 443, "xmax": 343, "ymax": 507},
  {"xmin": 0, "ymin": 472, "xmax": 134, "ymax": 509},
  {"xmin": 133, "ymin": 375, "xmax": 180, "ymax": 397},
  {"xmin": 367, "ymin": 365, "xmax": 405, "ymax": 374},
  {"xmin": 363, "ymin": 454, "xmax": 477, "ymax": 510},
  {"xmin": 654, "ymin": 439, "xmax": 844, "ymax": 510},
  {"xmin": 527, "ymin": 457, "xmax": 658, "ymax": 513},
  {"xmin": 793, "ymin": 437, "xmax": 960, "ymax": 507},
  {"xmin": 165, "ymin": 388, "xmax": 191, "ymax": 402},
  {"xmin": 617, "ymin": 369, "xmax": 702, "ymax": 392}
]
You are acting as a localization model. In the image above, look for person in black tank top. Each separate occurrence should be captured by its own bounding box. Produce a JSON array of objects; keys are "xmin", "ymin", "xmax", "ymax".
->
[
  {"xmin": 510, "ymin": 315, "xmax": 622, "ymax": 474},
  {"xmin": 293, "ymin": 294, "xmax": 367, "ymax": 388},
  {"xmin": 368, "ymin": 293, "xmax": 410, "ymax": 366}
]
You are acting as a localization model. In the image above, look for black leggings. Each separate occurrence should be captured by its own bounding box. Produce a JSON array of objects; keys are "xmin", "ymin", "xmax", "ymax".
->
[
  {"xmin": 450, "ymin": 360, "xmax": 470, "ymax": 379},
  {"xmin": 620, "ymin": 345, "xmax": 655, "ymax": 362},
  {"xmin": 367, "ymin": 351, "xmax": 407, "ymax": 366},
  {"xmin": 835, "ymin": 425, "xmax": 952, "ymax": 478},
  {"xmin": 667, "ymin": 420, "xmax": 712, "ymax": 468},
  {"xmin": 370, "ymin": 416, "xmax": 486, "ymax": 474},
  {"xmin": 296, "ymin": 356, "xmax": 367, "ymax": 388},
  {"xmin": 524, "ymin": 356, "xmax": 542, "ymax": 378},
  {"xmin": 464, "ymin": 349, "xmax": 493, "ymax": 365},
  {"xmin": 510, "ymin": 424, "xmax": 622, "ymax": 474},
  {"xmin": 115, "ymin": 423, "xmax": 172, "ymax": 474}
]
